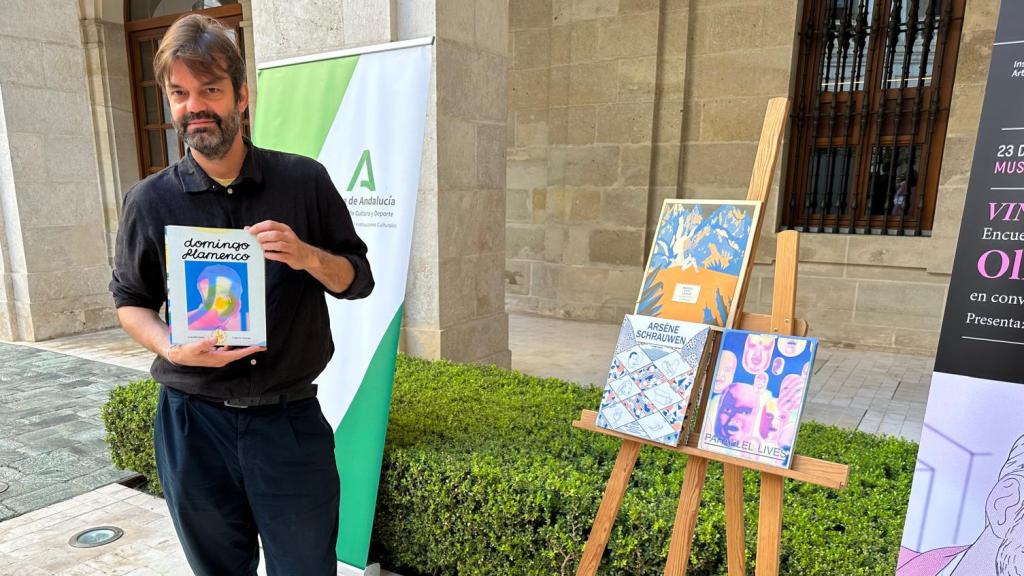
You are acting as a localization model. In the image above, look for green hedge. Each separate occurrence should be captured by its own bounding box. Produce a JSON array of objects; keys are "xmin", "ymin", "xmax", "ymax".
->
[
  {"xmin": 103, "ymin": 356, "xmax": 917, "ymax": 575},
  {"xmin": 101, "ymin": 377, "xmax": 161, "ymax": 495}
]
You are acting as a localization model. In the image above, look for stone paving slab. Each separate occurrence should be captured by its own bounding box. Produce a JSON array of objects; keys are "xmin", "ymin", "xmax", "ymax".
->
[
  {"xmin": 0, "ymin": 342, "xmax": 146, "ymax": 522},
  {"xmin": 16, "ymin": 330, "xmax": 155, "ymax": 374},
  {"xmin": 510, "ymin": 313, "xmax": 621, "ymax": 388},
  {"xmin": 0, "ymin": 484, "xmax": 197, "ymax": 575},
  {"xmin": 808, "ymin": 346, "xmax": 932, "ymax": 442},
  {"xmin": 0, "ymin": 484, "xmax": 400, "ymax": 575}
]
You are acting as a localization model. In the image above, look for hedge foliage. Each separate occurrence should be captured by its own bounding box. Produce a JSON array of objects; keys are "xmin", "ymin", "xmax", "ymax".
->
[
  {"xmin": 103, "ymin": 356, "xmax": 918, "ymax": 575},
  {"xmin": 376, "ymin": 356, "xmax": 916, "ymax": 575},
  {"xmin": 101, "ymin": 377, "xmax": 161, "ymax": 495}
]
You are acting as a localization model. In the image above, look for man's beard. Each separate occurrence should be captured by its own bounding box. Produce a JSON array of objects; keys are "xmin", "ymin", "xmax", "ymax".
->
[
  {"xmin": 174, "ymin": 107, "xmax": 241, "ymax": 160},
  {"xmin": 997, "ymin": 519, "xmax": 1024, "ymax": 576}
]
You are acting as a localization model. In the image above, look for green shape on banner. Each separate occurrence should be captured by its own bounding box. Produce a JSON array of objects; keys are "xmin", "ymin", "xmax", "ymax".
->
[
  {"xmin": 333, "ymin": 305, "xmax": 403, "ymax": 568},
  {"xmin": 347, "ymin": 149, "xmax": 376, "ymax": 192},
  {"xmin": 252, "ymin": 56, "xmax": 359, "ymax": 158}
]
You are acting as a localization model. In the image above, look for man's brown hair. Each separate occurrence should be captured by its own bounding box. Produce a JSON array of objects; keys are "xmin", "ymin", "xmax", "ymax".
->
[{"xmin": 153, "ymin": 14, "xmax": 245, "ymax": 101}]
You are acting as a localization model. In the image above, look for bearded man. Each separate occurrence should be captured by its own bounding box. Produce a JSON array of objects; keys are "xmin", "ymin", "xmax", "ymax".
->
[{"xmin": 109, "ymin": 14, "xmax": 373, "ymax": 576}]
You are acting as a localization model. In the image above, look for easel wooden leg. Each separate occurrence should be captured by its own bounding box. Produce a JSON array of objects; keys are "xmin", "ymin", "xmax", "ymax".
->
[
  {"xmin": 663, "ymin": 455, "xmax": 710, "ymax": 576},
  {"xmin": 754, "ymin": 473, "xmax": 785, "ymax": 576},
  {"xmin": 724, "ymin": 464, "xmax": 746, "ymax": 576},
  {"xmin": 575, "ymin": 440, "xmax": 642, "ymax": 576}
]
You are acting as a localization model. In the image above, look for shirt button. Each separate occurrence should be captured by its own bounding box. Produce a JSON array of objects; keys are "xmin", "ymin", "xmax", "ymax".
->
[
  {"xmin": 227, "ymin": 187, "xmax": 234, "ymax": 195},
  {"xmin": 250, "ymin": 358, "xmax": 257, "ymax": 366}
]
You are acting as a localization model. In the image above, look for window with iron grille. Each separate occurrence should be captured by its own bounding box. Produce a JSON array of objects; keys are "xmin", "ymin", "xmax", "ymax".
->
[
  {"xmin": 126, "ymin": 3, "xmax": 249, "ymax": 178},
  {"xmin": 782, "ymin": 0, "xmax": 965, "ymax": 236}
]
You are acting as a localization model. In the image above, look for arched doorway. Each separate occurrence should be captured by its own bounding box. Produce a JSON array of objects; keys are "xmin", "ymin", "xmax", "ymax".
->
[{"xmin": 125, "ymin": 0, "xmax": 249, "ymax": 177}]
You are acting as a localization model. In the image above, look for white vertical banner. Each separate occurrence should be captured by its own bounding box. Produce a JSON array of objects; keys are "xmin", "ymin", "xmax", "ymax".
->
[
  {"xmin": 255, "ymin": 38, "xmax": 433, "ymax": 572},
  {"xmin": 316, "ymin": 43, "xmax": 431, "ymax": 428}
]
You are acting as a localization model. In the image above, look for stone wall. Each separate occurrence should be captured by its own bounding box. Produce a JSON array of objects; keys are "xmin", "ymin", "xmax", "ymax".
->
[
  {"xmin": 506, "ymin": 0, "xmax": 677, "ymax": 323},
  {"xmin": 506, "ymin": 0, "xmax": 999, "ymax": 353},
  {"xmin": 404, "ymin": 0, "xmax": 511, "ymax": 366},
  {"xmin": 0, "ymin": 0, "xmax": 116, "ymax": 341}
]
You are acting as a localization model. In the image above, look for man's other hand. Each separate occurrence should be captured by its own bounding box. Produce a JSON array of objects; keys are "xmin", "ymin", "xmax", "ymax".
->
[
  {"xmin": 246, "ymin": 220, "xmax": 314, "ymax": 271},
  {"xmin": 167, "ymin": 335, "xmax": 265, "ymax": 368}
]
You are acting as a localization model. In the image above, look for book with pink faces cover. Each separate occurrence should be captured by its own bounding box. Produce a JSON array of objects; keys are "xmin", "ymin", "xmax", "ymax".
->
[
  {"xmin": 165, "ymin": 225, "xmax": 267, "ymax": 347},
  {"xmin": 697, "ymin": 329, "xmax": 817, "ymax": 468}
]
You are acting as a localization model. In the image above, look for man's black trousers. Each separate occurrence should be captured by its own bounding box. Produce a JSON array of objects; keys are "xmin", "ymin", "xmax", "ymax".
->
[{"xmin": 155, "ymin": 385, "xmax": 340, "ymax": 576}]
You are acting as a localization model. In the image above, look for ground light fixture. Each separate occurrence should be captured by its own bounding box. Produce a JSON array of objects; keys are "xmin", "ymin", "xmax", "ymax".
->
[{"xmin": 69, "ymin": 526, "xmax": 124, "ymax": 548}]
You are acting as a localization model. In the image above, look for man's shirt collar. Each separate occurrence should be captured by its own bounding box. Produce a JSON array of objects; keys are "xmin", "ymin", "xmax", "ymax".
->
[{"xmin": 178, "ymin": 137, "xmax": 263, "ymax": 193}]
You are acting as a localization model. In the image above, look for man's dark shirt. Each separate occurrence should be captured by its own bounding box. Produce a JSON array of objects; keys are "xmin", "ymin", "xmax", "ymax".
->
[{"xmin": 110, "ymin": 142, "xmax": 373, "ymax": 400}]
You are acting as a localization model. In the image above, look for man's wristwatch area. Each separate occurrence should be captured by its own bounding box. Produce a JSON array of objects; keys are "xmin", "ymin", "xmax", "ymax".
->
[{"xmin": 165, "ymin": 344, "xmax": 182, "ymax": 366}]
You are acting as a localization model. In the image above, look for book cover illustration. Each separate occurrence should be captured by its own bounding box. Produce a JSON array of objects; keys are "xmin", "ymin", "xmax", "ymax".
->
[
  {"xmin": 636, "ymin": 199, "xmax": 760, "ymax": 328},
  {"xmin": 596, "ymin": 314, "xmax": 712, "ymax": 447},
  {"xmin": 165, "ymin": 225, "xmax": 267, "ymax": 347},
  {"xmin": 697, "ymin": 329, "xmax": 817, "ymax": 468}
]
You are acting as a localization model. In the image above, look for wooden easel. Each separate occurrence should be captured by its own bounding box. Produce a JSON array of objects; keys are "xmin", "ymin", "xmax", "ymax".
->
[{"xmin": 573, "ymin": 98, "xmax": 850, "ymax": 576}]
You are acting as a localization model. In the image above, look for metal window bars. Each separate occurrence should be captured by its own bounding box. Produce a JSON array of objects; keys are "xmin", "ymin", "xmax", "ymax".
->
[{"xmin": 783, "ymin": 0, "xmax": 963, "ymax": 236}]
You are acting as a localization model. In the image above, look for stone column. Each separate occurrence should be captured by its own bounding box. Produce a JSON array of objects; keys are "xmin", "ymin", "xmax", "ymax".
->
[
  {"xmin": 0, "ymin": 1, "xmax": 116, "ymax": 341},
  {"xmin": 0, "ymin": 96, "xmax": 21, "ymax": 340},
  {"xmin": 80, "ymin": 16, "xmax": 138, "ymax": 264},
  {"xmin": 250, "ymin": 0, "xmax": 511, "ymax": 366}
]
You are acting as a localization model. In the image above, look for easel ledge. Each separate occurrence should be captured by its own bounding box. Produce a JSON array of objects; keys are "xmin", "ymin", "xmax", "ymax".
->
[{"xmin": 573, "ymin": 411, "xmax": 849, "ymax": 490}]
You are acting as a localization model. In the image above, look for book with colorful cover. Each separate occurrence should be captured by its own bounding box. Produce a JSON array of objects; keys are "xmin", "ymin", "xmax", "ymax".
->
[
  {"xmin": 697, "ymin": 329, "xmax": 817, "ymax": 468},
  {"xmin": 636, "ymin": 199, "xmax": 761, "ymax": 328},
  {"xmin": 165, "ymin": 226, "xmax": 266, "ymax": 347},
  {"xmin": 597, "ymin": 315, "xmax": 712, "ymax": 446}
]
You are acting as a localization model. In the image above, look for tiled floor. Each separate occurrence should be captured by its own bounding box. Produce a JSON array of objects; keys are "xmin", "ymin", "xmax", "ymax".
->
[
  {"xmin": 0, "ymin": 343, "xmax": 143, "ymax": 522},
  {"xmin": 0, "ymin": 483, "xmax": 397, "ymax": 576},
  {"xmin": 0, "ymin": 484, "xmax": 188, "ymax": 576}
]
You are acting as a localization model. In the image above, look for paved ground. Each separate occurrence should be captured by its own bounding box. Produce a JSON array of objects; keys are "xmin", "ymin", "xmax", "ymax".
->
[
  {"xmin": 0, "ymin": 343, "xmax": 142, "ymax": 522},
  {"xmin": 16, "ymin": 330, "xmax": 154, "ymax": 374},
  {"xmin": 805, "ymin": 344, "xmax": 931, "ymax": 440},
  {"xmin": 0, "ymin": 483, "xmax": 392, "ymax": 576},
  {"xmin": 0, "ymin": 483, "xmax": 187, "ymax": 576},
  {"xmin": 0, "ymin": 312, "xmax": 935, "ymax": 574}
]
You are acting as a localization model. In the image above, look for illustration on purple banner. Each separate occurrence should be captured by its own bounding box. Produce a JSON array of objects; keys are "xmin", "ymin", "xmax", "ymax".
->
[{"xmin": 899, "ymin": 375, "xmax": 1024, "ymax": 576}]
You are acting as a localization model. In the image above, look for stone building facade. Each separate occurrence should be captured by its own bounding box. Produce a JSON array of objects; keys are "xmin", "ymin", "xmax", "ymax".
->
[
  {"xmin": 0, "ymin": 0, "xmax": 511, "ymax": 366},
  {"xmin": 0, "ymin": 0, "xmax": 1002, "ymax": 356},
  {"xmin": 505, "ymin": 0, "xmax": 998, "ymax": 353}
]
